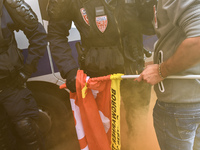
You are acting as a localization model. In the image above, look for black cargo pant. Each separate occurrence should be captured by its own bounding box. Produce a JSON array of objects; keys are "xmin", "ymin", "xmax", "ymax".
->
[{"xmin": 0, "ymin": 81, "xmax": 41, "ymax": 150}]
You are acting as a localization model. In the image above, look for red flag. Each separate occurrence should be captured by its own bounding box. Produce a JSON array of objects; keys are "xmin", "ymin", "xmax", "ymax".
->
[{"xmin": 69, "ymin": 70, "xmax": 122, "ymax": 150}]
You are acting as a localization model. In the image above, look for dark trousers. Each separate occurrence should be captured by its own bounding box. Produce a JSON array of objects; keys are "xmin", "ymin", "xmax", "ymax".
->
[
  {"xmin": 0, "ymin": 86, "xmax": 39, "ymax": 123},
  {"xmin": 0, "ymin": 86, "xmax": 39, "ymax": 149}
]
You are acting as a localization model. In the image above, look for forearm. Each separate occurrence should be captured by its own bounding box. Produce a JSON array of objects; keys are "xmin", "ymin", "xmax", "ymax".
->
[
  {"xmin": 48, "ymin": 20, "xmax": 78, "ymax": 78},
  {"xmin": 25, "ymin": 23, "xmax": 47, "ymax": 69},
  {"xmin": 161, "ymin": 36, "xmax": 200, "ymax": 77}
]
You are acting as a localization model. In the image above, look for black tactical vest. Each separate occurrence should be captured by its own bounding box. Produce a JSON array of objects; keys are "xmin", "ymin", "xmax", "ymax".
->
[{"xmin": 78, "ymin": 0, "xmax": 125, "ymax": 76}]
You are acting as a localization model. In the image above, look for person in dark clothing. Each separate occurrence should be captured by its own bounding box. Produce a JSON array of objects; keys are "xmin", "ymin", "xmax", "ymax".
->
[
  {"xmin": 48, "ymin": 0, "xmax": 156, "ymax": 149},
  {"xmin": 0, "ymin": 0, "xmax": 47, "ymax": 149}
]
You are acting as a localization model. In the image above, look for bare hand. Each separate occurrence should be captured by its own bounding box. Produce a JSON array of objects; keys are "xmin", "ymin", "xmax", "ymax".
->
[{"xmin": 135, "ymin": 64, "xmax": 164, "ymax": 85}]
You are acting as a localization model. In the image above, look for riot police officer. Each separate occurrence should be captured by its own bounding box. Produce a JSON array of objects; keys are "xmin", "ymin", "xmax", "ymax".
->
[
  {"xmin": 48, "ymin": 0, "xmax": 156, "ymax": 149},
  {"xmin": 0, "ymin": 0, "xmax": 47, "ymax": 149}
]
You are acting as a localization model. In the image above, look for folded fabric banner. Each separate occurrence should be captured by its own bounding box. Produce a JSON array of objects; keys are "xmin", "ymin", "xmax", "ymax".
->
[{"xmin": 69, "ymin": 70, "xmax": 123, "ymax": 150}]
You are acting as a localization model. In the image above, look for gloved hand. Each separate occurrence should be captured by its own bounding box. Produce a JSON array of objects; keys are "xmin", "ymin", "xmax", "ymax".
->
[
  {"xmin": 123, "ymin": 33, "xmax": 145, "ymax": 75},
  {"xmin": 13, "ymin": 64, "xmax": 33, "ymax": 88},
  {"xmin": 124, "ymin": 58, "xmax": 144, "ymax": 75},
  {"xmin": 123, "ymin": 45, "xmax": 145, "ymax": 75},
  {"xmin": 65, "ymin": 68, "xmax": 78, "ymax": 93}
]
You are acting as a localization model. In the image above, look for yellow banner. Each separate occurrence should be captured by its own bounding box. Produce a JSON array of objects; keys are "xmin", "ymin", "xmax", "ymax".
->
[{"xmin": 110, "ymin": 74, "xmax": 123, "ymax": 150}]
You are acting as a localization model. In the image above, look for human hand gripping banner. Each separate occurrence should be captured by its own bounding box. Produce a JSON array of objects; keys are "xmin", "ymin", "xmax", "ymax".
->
[{"xmin": 61, "ymin": 70, "xmax": 123, "ymax": 150}]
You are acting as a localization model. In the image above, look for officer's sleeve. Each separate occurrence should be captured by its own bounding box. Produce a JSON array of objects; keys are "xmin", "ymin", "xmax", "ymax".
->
[
  {"xmin": 122, "ymin": 0, "xmax": 144, "ymax": 74},
  {"xmin": 47, "ymin": 0, "xmax": 78, "ymax": 79},
  {"xmin": 123, "ymin": 0, "xmax": 140, "ymax": 35},
  {"xmin": 4, "ymin": 0, "xmax": 47, "ymax": 73},
  {"xmin": 164, "ymin": 0, "xmax": 200, "ymax": 38},
  {"xmin": 123, "ymin": 0, "xmax": 143, "ymax": 51},
  {"xmin": 136, "ymin": 0, "xmax": 156, "ymax": 35}
]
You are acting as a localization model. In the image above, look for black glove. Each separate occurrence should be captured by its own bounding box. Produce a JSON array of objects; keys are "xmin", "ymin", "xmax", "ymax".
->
[
  {"xmin": 65, "ymin": 68, "xmax": 78, "ymax": 93},
  {"xmin": 124, "ymin": 45, "xmax": 144, "ymax": 75},
  {"xmin": 124, "ymin": 58, "xmax": 144, "ymax": 75},
  {"xmin": 123, "ymin": 34, "xmax": 144, "ymax": 75},
  {"xmin": 13, "ymin": 64, "xmax": 33, "ymax": 88}
]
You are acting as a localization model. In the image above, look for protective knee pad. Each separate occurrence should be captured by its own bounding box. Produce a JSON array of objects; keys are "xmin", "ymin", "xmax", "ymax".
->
[{"xmin": 14, "ymin": 117, "xmax": 44, "ymax": 150}]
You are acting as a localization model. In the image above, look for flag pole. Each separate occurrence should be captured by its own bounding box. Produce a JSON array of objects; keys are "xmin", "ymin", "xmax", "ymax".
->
[{"xmin": 121, "ymin": 75, "xmax": 200, "ymax": 79}]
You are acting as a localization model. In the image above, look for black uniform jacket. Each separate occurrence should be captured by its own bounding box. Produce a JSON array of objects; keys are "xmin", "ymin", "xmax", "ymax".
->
[
  {"xmin": 48, "ymin": 0, "xmax": 155, "ymax": 78},
  {"xmin": 1, "ymin": 0, "xmax": 47, "ymax": 74}
]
